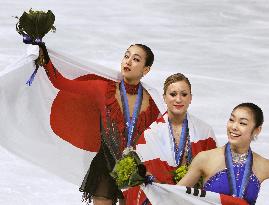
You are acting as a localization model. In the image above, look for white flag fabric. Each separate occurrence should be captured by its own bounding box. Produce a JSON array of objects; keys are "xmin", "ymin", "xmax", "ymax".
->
[
  {"xmin": 0, "ymin": 45, "xmax": 260, "ymax": 205},
  {"xmin": 123, "ymin": 112, "xmax": 217, "ymax": 205},
  {"xmin": 142, "ymin": 183, "xmax": 221, "ymax": 205},
  {"xmin": 142, "ymin": 183, "xmax": 249, "ymax": 205},
  {"xmin": 136, "ymin": 112, "xmax": 217, "ymax": 166},
  {"xmin": 0, "ymin": 45, "xmax": 166, "ymax": 186}
]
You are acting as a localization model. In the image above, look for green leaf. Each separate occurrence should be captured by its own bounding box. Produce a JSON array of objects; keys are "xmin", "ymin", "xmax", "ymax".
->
[
  {"xmin": 16, "ymin": 9, "xmax": 56, "ymax": 40},
  {"xmin": 19, "ymin": 11, "xmax": 37, "ymax": 38},
  {"xmin": 110, "ymin": 151, "xmax": 145, "ymax": 189},
  {"xmin": 36, "ymin": 10, "xmax": 55, "ymax": 38}
]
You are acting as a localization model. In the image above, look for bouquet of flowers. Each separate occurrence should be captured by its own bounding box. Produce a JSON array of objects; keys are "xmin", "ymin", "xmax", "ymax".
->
[
  {"xmin": 172, "ymin": 165, "xmax": 203, "ymax": 189},
  {"xmin": 100, "ymin": 117, "xmax": 146, "ymax": 189},
  {"xmin": 16, "ymin": 9, "xmax": 56, "ymax": 44},
  {"xmin": 110, "ymin": 150, "xmax": 146, "ymax": 189},
  {"xmin": 15, "ymin": 9, "xmax": 56, "ymax": 85}
]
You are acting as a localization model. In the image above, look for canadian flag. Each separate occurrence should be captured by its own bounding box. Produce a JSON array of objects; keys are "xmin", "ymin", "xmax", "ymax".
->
[{"xmin": 123, "ymin": 113, "xmax": 248, "ymax": 205}]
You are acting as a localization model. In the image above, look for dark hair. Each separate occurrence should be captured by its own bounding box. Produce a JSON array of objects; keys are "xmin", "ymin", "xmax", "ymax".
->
[
  {"xmin": 233, "ymin": 103, "xmax": 264, "ymax": 128},
  {"xmin": 130, "ymin": 44, "xmax": 154, "ymax": 67},
  {"xmin": 163, "ymin": 73, "xmax": 192, "ymax": 95}
]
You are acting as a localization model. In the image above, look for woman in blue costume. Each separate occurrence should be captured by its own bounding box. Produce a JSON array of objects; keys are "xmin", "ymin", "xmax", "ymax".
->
[{"xmin": 177, "ymin": 103, "xmax": 269, "ymax": 205}]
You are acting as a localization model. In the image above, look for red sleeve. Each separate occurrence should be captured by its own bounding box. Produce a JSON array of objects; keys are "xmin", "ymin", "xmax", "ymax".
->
[
  {"xmin": 43, "ymin": 61, "xmax": 113, "ymax": 152},
  {"xmin": 44, "ymin": 60, "xmax": 107, "ymax": 104}
]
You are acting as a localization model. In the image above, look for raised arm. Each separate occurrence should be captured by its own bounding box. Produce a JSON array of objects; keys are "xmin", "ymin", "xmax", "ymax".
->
[
  {"xmin": 177, "ymin": 151, "xmax": 206, "ymax": 187},
  {"xmin": 39, "ymin": 44, "xmax": 108, "ymax": 103}
]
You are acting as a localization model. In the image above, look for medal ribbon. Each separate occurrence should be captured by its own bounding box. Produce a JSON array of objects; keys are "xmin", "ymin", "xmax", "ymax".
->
[
  {"xmin": 169, "ymin": 117, "xmax": 190, "ymax": 166},
  {"xmin": 120, "ymin": 80, "xmax": 143, "ymax": 148},
  {"xmin": 225, "ymin": 143, "xmax": 252, "ymax": 198}
]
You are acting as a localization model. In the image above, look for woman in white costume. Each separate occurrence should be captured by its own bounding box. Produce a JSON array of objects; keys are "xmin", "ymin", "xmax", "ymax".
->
[{"xmin": 124, "ymin": 73, "xmax": 217, "ymax": 205}]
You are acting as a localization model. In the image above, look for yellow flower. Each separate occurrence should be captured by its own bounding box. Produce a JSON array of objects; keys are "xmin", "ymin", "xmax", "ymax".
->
[
  {"xmin": 172, "ymin": 165, "xmax": 203, "ymax": 188},
  {"xmin": 113, "ymin": 156, "xmax": 137, "ymax": 188}
]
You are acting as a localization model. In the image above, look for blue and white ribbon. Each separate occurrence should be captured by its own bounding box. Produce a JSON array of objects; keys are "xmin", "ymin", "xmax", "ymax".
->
[
  {"xmin": 169, "ymin": 117, "xmax": 190, "ymax": 166},
  {"xmin": 23, "ymin": 34, "xmax": 42, "ymax": 45},
  {"xmin": 120, "ymin": 80, "xmax": 143, "ymax": 148},
  {"xmin": 225, "ymin": 143, "xmax": 252, "ymax": 198}
]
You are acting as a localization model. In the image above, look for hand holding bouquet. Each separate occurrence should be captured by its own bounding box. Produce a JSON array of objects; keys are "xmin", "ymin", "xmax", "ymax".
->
[
  {"xmin": 15, "ymin": 9, "xmax": 56, "ymax": 85},
  {"xmin": 110, "ymin": 150, "xmax": 147, "ymax": 189},
  {"xmin": 101, "ymin": 120, "xmax": 148, "ymax": 189}
]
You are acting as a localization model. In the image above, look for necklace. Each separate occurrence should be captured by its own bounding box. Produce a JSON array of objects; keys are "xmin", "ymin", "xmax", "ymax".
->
[
  {"xmin": 225, "ymin": 143, "xmax": 252, "ymax": 198},
  {"xmin": 122, "ymin": 81, "xmax": 140, "ymax": 95},
  {"xmin": 231, "ymin": 150, "xmax": 248, "ymax": 164}
]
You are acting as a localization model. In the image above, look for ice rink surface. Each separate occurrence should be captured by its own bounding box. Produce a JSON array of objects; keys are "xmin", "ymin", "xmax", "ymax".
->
[{"xmin": 0, "ymin": 0, "xmax": 268, "ymax": 204}]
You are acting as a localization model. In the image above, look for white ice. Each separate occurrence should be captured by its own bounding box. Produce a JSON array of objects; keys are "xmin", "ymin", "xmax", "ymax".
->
[{"xmin": 0, "ymin": 0, "xmax": 268, "ymax": 204}]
